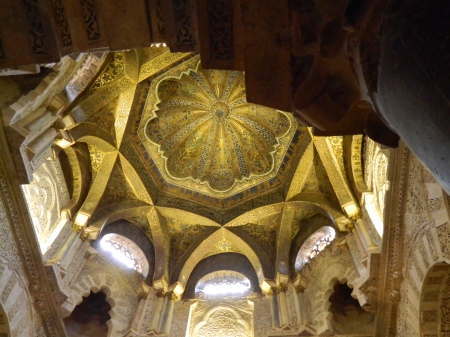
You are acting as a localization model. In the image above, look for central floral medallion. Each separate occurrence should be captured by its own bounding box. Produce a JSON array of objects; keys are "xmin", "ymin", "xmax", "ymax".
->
[{"xmin": 140, "ymin": 58, "xmax": 296, "ymax": 196}]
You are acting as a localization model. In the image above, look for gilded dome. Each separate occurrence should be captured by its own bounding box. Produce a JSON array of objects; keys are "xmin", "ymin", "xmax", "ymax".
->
[{"xmin": 139, "ymin": 57, "xmax": 297, "ymax": 197}]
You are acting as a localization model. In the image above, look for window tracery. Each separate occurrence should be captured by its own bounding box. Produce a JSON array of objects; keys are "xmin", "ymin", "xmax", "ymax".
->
[
  {"xmin": 295, "ymin": 226, "xmax": 336, "ymax": 271},
  {"xmin": 99, "ymin": 234, "xmax": 149, "ymax": 276},
  {"xmin": 196, "ymin": 270, "xmax": 251, "ymax": 299}
]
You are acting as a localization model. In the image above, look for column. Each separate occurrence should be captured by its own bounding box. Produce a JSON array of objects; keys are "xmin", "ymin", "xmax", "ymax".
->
[
  {"xmin": 296, "ymin": 291, "xmax": 307, "ymax": 326},
  {"xmin": 129, "ymin": 297, "xmax": 146, "ymax": 331},
  {"xmin": 351, "ymin": 227, "xmax": 368, "ymax": 259},
  {"xmin": 354, "ymin": 217, "xmax": 377, "ymax": 252},
  {"xmin": 277, "ymin": 283, "xmax": 290, "ymax": 328},
  {"xmin": 268, "ymin": 289, "xmax": 280, "ymax": 328},
  {"xmin": 148, "ymin": 291, "xmax": 165, "ymax": 332},
  {"xmin": 160, "ymin": 292, "xmax": 177, "ymax": 335},
  {"xmin": 47, "ymin": 229, "xmax": 78, "ymax": 263}
]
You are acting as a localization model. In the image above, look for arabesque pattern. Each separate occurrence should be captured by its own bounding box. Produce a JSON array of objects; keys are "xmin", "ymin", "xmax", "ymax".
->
[{"xmin": 145, "ymin": 61, "xmax": 292, "ymax": 192}]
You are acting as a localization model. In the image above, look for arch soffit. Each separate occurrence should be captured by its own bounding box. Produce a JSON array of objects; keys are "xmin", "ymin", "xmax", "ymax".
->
[
  {"xmin": 98, "ymin": 220, "xmax": 156, "ymax": 283},
  {"xmin": 175, "ymin": 228, "xmax": 267, "ymax": 288},
  {"xmin": 60, "ymin": 143, "xmax": 91, "ymax": 218},
  {"xmin": 286, "ymin": 196, "xmax": 347, "ymax": 229},
  {"xmin": 182, "ymin": 253, "xmax": 260, "ymax": 299},
  {"xmin": 69, "ymin": 124, "xmax": 117, "ymax": 152},
  {"xmin": 290, "ymin": 214, "xmax": 336, "ymax": 273},
  {"xmin": 90, "ymin": 201, "xmax": 153, "ymax": 230}
]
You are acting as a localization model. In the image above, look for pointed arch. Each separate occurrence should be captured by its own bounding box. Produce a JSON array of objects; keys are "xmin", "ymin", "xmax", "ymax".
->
[
  {"xmin": 276, "ymin": 201, "xmax": 338, "ymax": 276},
  {"xmin": 69, "ymin": 124, "xmax": 117, "ymax": 152}
]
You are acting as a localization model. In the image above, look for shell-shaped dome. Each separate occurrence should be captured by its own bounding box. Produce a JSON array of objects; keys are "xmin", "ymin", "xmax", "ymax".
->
[{"xmin": 146, "ymin": 63, "xmax": 291, "ymax": 192}]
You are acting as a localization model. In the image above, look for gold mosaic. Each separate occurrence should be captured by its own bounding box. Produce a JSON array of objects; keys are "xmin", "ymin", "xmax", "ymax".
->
[{"xmin": 139, "ymin": 57, "xmax": 296, "ymax": 197}]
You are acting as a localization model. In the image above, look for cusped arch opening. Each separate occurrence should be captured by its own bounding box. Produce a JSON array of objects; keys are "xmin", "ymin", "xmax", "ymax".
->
[
  {"xmin": 63, "ymin": 291, "xmax": 112, "ymax": 337},
  {"xmin": 328, "ymin": 281, "xmax": 375, "ymax": 335}
]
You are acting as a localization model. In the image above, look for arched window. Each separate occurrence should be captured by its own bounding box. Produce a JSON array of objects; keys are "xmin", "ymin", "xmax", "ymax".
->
[
  {"xmin": 195, "ymin": 270, "xmax": 251, "ymax": 299},
  {"xmin": 99, "ymin": 233, "xmax": 149, "ymax": 277},
  {"xmin": 295, "ymin": 226, "xmax": 336, "ymax": 271}
]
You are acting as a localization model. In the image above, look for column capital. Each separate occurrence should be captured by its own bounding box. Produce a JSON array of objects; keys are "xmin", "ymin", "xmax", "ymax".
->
[
  {"xmin": 135, "ymin": 282, "xmax": 151, "ymax": 299},
  {"xmin": 293, "ymin": 275, "xmax": 309, "ymax": 293},
  {"xmin": 277, "ymin": 283, "xmax": 289, "ymax": 293},
  {"xmin": 155, "ymin": 290, "xmax": 166, "ymax": 298},
  {"xmin": 261, "ymin": 279, "xmax": 277, "ymax": 296},
  {"xmin": 350, "ymin": 212, "xmax": 362, "ymax": 221}
]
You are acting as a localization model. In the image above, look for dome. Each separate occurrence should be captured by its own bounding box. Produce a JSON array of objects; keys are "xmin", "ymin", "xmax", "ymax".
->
[{"xmin": 143, "ymin": 59, "xmax": 294, "ymax": 194}]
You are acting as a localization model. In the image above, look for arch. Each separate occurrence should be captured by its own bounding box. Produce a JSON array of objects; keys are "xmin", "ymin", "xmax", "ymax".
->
[
  {"xmin": 118, "ymin": 154, "xmax": 153, "ymax": 205},
  {"xmin": 0, "ymin": 256, "xmax": 34, "ymax": 336},
  {"xmin": 69, "ymin": 124, "xmax": 117, "ymax": 152},
  {"xmin": 327, "ymin": 280, "xmax": 375, "ymax": 335},
  {"xmin": 419, "ymin": 263, "xmax": 450, "ymax": 336},
  {"xmin": 290, "ymin": 213, "xmax": 337, "ymax": 274},
  {"xmin": 274, "ymin": 201, "xmax": 337, "ymax": 276},
  {"xmin": 61, "ymin": 273, "xmax": 132, "ymax": 337},
  {"xmin": 89, "ymin": 203, "xmax": 166, "ymax": 284},
  {"xmin": 95, "ymin": 219, "xmax": 155, "ymax": 284},
  {"xmin": 395, "ymin": 163, "xmax": 450, "ymax": 336},
  {"xmin": 175, "ymin": 228, "xmax": 269, "ymax": 288},
  {"xmin": 89, "ymin": 201, "xmax": 153, "ymax": 230},
  {"xmin": 299, "ymin": 245, "xmax": 360, "ymax": 335},
  {"xmin": 225, "ymin": 227, "xmax": 274, "ymax": 280},
  {"xmin": 63, "ymin": 291, "xmax": 111, "ymax": 337},
  {"xmin": 60, "ymin": 143, "xmax": 91, "ymax": 219},
  {"xmin": 183, "ymin": 253, "xmax": 261, "ymax": 299},
  {"xmin": 287, "ymin": 195, "xmax": 346, "ymax": 229}
]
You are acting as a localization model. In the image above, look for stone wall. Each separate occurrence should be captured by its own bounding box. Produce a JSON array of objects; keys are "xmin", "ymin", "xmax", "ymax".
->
[{"xmin": 395, "ymin": 155, "xmax": 450, "ymax": 337}]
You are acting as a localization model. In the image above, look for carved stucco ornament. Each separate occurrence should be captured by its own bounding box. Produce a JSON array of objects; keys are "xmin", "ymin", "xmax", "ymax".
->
[{"xmin": 141, "ymin": 58, "xmax": 296, "ymax": 196}]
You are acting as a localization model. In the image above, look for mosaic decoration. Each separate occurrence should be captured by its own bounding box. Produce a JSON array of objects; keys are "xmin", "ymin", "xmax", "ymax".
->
[{"xmin": 140, "ymin": 58, "xmax": 296, "ymax": 196}]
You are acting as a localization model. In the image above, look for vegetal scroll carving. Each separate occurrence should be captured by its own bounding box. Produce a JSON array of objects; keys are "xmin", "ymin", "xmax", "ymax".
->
[{"xmin": 80, "ymin": 0, "xmax": 101, "ymax": 41}]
